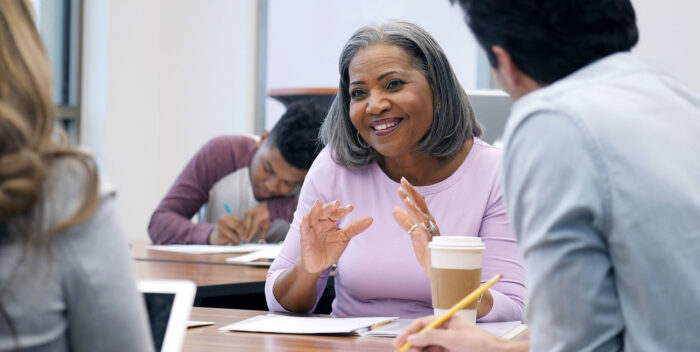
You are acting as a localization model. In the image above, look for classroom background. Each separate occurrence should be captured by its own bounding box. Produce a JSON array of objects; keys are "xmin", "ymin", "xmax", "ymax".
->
[{"xmin": 33, "ymin": 0, "xmax": 700, "ymax": 242}]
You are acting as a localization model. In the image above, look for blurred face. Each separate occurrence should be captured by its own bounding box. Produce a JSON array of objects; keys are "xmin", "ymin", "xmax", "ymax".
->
[
  {"xmin": 249, "ymin": 141, "xmax": 307, "ymax": 200},
  {"xmin": 348, "ymin": 44, "xmax": 434, "ymax": 159}
]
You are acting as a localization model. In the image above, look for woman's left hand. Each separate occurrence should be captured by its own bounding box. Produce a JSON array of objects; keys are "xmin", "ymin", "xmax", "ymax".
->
[{"xmin": 392, "ymin": 177, "xmax": 440, "ymax": 275}]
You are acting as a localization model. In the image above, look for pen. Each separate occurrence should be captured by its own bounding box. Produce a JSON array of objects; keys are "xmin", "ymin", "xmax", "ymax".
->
[
  {"xmin": 398, "ymin": 274, "xmax": 503, "ymax": 352},
  {"xmin": 223, "ymin": 202, "xmax": 245, "ymax": 244}
]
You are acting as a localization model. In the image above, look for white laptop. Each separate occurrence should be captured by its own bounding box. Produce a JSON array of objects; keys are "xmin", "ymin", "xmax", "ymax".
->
[{"xmin": 138, "ymin": 280, "xmax": 196, "ymax": 352}]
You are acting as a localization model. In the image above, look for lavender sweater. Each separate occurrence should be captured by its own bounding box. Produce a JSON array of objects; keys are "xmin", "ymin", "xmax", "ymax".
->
[
  {"xmin": 266, "ymin": 139, "xmax": 525, "ymax": 320},
  {"xmin": 148, "ymin": 135, "xmax": 297, "ymax": 244}
]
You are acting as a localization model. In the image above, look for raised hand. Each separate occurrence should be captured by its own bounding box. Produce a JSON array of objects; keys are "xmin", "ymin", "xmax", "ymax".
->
[
  {"xmin": 392, "ymin": 177, "xmax": 440, "ymax": 275},
  {"xmin": 300, "ymin": 200, "xmax": 373, "ymax": 274}
]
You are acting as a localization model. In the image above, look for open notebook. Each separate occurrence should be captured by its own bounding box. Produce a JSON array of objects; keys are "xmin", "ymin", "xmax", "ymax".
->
[
  {"xmin": 225, "ymin": 245, "xmax": 282, "ymax": 266},
  {"xmin": 360, "ymin": 318, "xmax": 527, "ymax": 339},
  {"xmin": 220, "ymin": 314, "xmax": 397, "ymax": 335},
  {"xmin": 220, "ymin": 314, "xmax": 526, "ymax": 339}
]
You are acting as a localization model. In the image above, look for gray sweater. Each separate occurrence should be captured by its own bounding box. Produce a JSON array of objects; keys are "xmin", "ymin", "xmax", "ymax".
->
[{"xmin": 0, "ymin": 159, "xmax": 153, "ymax": 351}]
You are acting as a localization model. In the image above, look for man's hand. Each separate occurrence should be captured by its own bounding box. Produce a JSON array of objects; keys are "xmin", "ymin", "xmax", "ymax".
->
[
  {"xmin": 393, "ymin": 315, "xmax": 519, "ymax": 352},
  {"xmin": 208, "ymin": 214, "xmax": 246, "ymax": 245},
  {"xmin": 243, "ymin": 202, "xmax": 271, "ymax": 243}
]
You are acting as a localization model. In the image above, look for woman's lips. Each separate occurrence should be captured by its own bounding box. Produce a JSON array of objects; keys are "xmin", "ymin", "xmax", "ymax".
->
[{"xmin": 370, "ymin": 118, "xmax": 403, "ymax": 136}]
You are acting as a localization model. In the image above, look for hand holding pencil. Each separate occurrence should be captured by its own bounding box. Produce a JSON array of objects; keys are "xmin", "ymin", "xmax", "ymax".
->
[{"xmin": 394, "ymin": 274, "xmax": 504, "ymax": 352}]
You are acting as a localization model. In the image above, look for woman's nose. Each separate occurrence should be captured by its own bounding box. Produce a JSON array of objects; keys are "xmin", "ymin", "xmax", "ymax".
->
[{"xmin": 366, "ymin": 92, "xmax": 390, "ymax": 115}]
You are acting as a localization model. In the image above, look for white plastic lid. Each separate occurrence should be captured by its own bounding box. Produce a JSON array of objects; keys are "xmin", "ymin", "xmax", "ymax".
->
[{"xmin": 428, "ymin": 236, "xmax": 485, "ymax": 250}]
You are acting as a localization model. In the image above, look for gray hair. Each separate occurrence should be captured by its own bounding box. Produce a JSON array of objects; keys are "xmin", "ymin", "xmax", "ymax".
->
[{"xmin": 320, "ymin": 20, "xmax": 482, "ymax": 168}]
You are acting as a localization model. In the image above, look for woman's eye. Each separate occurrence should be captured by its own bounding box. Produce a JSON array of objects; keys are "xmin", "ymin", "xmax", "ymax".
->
[
  {"xmin": 386, "ymin": 80, "xmax": 405, "ymax": 90},
  {"xmin": 350, "ymin": 89, "xmax": 366, "ymax": 99}
]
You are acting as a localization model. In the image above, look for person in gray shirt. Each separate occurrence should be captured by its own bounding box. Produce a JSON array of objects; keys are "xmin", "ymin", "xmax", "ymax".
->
[
  {"xmin": 0, "ymin": 1, "xmax": 153, "ymax": 351},
  {"xmin": 395, "ymin": 1, "xmax": 700, "ymax": 351}
]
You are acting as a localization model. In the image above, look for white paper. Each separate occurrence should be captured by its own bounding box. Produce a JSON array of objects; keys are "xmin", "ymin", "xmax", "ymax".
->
[
  {"xmin": 147, "ymin": 243, "xmax": 279, "ymax": 254},
  {"xmin": 226, "ymin": 245, "xmax": 282, "ymax": 266},
  {"xmin": 478, "ymin": 321, "xmax": 527, "ymax": 339},
  {"xmin": 187, "ymin": 321, "xmax": 215, "ymax": 328},
  {"xmin": 359, "ymin": 318, "xmax": 413, "ymax": 337},
  {"xmin": 361, "ymin": 319, "xmax": 526, "ymax": 339},
  {"xmin": 220, "ymin": 314, "xmax": 398, "ymax": 335}
]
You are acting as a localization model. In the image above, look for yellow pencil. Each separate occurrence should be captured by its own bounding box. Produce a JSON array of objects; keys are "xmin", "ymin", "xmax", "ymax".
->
[{"xmin": 398, "ymin": 274, "xmax": 503, "ymax": 352}]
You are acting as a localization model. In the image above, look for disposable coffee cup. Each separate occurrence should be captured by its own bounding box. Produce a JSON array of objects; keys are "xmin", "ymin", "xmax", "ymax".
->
[{"xmin": 428, "ymin": 236, "xmax": 485, "ymax": 323}]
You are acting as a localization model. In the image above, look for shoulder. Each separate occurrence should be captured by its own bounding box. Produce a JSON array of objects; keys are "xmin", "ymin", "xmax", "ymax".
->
[
  {"xmin": 201, "ymin": 135, "xmax": 257, "ymax": 155},
  {"xmin": 43, "ymin": 156, "xmax": 104, "ymax": 226},
  {"xmin": 192, "ymin": 135, "xmax": 259, "ymax": 172},
  {"xmin": 470, "ymin": 138, "xmax": 502, "ymax": 162},
  {"xmin": 306, "ymin": 146, "xmax": 369, "ymax": 178},
  {"xmin": 307, "ymin": 147, "xmax": 342, "ymax": 173},
  {"xmin": 302, "ymin": 146, "xmax": 375, "ymax": 193},
  {"xmin": 465, "ymin": 138, "xmax": 504, "ymax": 177}
]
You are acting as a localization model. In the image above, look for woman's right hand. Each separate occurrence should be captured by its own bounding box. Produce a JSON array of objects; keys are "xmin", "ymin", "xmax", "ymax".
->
[{"xmin": 300, "ymin": 200, "xmax": 373, "ymax": 274}]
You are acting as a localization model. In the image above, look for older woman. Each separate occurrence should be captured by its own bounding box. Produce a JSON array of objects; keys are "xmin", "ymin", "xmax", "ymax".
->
[{"xmin": 265, "ymin": 21, "xmax": 524, "ymax": 321}]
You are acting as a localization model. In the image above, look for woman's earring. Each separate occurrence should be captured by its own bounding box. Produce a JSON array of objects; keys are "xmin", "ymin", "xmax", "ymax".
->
[{"xmin": 356, "ymin": 131, "xmax": 370, "ymax": 148}]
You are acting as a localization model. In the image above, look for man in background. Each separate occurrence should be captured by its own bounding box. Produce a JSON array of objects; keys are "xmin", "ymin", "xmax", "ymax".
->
[{"xmin": 149, "ymin": 101, "xmax": 325, "ymax": 245}]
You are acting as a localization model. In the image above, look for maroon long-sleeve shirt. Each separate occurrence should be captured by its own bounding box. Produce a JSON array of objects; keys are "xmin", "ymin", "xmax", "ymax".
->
[{"xmin": 148, "ymin": 135, "xmax": 298, "ymax": 244}]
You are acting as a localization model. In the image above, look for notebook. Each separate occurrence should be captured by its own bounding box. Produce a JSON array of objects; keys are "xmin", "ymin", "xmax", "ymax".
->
[
  {"xmin": 139, "ymin": 280, "xmax": 196, "ymax": 352},
  {"xmin": 226, "ymin": 245, "xmax": 282, "ymax": 266},
  {"xmin": 220, "ymin": 314, "xmax": 398, "ymax": 335},
  {"xmin": 360, "ymin": 318, "xmax": 527, "ymax": 339}
]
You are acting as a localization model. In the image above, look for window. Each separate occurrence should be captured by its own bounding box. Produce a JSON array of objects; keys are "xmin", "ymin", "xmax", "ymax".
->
[{"xmin": 31, "ymin": 0, "xmax": 82, "ymax": 144}]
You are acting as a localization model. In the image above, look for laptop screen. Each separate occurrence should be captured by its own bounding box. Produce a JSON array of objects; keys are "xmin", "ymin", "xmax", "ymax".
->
[{"xmin": 143, "ymin": 292, "xmax": 176, "ymax": 351}]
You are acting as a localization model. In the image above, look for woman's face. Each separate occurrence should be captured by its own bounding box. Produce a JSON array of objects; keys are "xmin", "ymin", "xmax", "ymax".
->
[{"xmin": 348, "ymin": 44, "xmax": 433, "ymax": 159}]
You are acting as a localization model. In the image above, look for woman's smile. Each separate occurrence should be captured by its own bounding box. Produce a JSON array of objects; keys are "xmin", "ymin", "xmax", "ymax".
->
[
  {"xmin": 348, "ymin": 44, "xmax": 434, "ymax": 158},
  {"xmin": 371, "ymin": 118, "xmax": 403, "ymax": 136}
]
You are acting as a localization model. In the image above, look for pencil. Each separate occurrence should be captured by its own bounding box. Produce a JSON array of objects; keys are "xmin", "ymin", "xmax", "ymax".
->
[
  {"xmin": 223, "ymin": 202, "xmax": 245, "ymax": 244},
  {"xmin": 398, "ymin": 273, "xmax": 503, "ymax": 352}
]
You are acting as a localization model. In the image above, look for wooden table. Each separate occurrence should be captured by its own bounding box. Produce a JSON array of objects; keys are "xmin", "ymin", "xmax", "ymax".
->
[
  {"xmin": 185, "ymin": 308, "xmax": 393, "ymax": 352},
  {"xmin": 130, "ymin": 240, "xmax": 334, "ymax": 312},
  {"xmin": 132, "ymin": 258, "xmax": 268, "ymax": 298},
  {"xmin": 130, "ymin": 240, "xmax": 244, "ymax": 265}
]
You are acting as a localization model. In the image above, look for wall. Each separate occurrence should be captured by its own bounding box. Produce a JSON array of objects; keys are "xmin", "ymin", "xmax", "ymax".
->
[
  {"xmin": 81, "ymin": 0, "xmax": 258, "ymax": 240},
  {"xmin": 80, "ymin": 0, "xmax": 700, "ymax": 241},
  {"xmin": 264, "ymin": 0, "xmax": 482, "ymax": 128},
  {"xmin": 632, "ymin": 0, "xmax": 700, "ymax": 92}
]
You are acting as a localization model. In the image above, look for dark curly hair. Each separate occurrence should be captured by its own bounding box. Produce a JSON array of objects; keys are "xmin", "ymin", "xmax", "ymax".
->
[
  {"xmin": 268, "ymin": 101, "xmax": 326, "ymax": 170},
  {"xmin": 454, "ymin": 0, "xmax": 639, "ymax": 85}
]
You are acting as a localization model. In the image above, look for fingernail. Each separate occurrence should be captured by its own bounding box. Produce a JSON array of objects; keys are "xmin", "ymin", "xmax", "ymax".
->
[
  {"xmin": 401, "ymin": 176, "xmax": 407, "ymax": 183},
  {"xmin": 334, "ymin": 200, "xmax": 340, "ymax": 205},
  {"xmin": 399, "ymin": 187, "xmax": 407, "ymax": 195}
]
